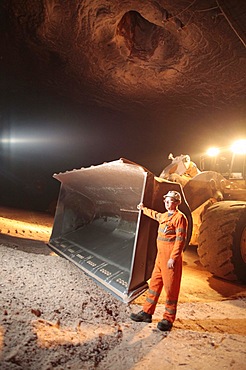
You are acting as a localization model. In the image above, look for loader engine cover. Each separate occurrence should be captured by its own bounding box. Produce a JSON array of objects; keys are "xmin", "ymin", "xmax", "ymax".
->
[{"xmin": 48, "ymin": 158, "xmax": 191, "ymax": 303}]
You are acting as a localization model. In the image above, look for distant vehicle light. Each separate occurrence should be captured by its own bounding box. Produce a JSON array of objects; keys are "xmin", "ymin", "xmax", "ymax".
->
[
  {"xmin": 1, "ymin": 137, "xmax": 31, "ymax": 144},
  {"xmin": 206, "ymin": 147, "xmax": 220, "ymax": 157},
  {"xmin": 231, "ymin": 139, "xmax": 246, "ymax": 154}
]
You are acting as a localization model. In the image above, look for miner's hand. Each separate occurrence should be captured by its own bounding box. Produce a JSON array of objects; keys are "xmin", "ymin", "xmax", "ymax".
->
[
  {"xmin": 167, "ymin": 258, "xmax": 175, "ymax": 269},
  {"xmin": 137, "ymin": 203, "xmax": 144, "ymax": 210}
]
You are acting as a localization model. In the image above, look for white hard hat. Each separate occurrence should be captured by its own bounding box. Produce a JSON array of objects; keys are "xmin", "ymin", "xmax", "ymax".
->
[{"xmin": 163, "ymin": 190, "xmax": 181, "ymax": 203}]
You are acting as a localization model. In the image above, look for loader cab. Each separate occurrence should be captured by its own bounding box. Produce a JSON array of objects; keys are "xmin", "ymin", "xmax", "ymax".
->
[{"xmin": 200, "ymin": 140, "xmax": 246, "ymax": 182}]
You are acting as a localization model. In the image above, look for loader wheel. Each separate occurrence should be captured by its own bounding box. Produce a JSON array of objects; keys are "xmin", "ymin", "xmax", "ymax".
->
[{"xmin": 198, "ymin": 201, "xmax": 246, "ymax": 283}]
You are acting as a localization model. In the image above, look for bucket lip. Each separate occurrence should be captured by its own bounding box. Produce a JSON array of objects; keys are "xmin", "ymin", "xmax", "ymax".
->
[{"xmin": 47, "ymin": 241, "xmax": 148, "ymax": 303}]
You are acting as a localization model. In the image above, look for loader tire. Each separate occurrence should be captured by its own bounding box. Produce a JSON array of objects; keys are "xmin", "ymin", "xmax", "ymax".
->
[{"xmin": 198, "ymin": 201, "xmax": 246, "ymax": 283}]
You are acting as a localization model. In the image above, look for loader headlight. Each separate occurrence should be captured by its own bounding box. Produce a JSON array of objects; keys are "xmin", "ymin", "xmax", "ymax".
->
[
  {"xmin": 231, "ymin": 140, "xmax": 246, "ymax": 154},
  {"xmin": 206, "ymin": 147, "xmax": 220, "ymax": 157}
]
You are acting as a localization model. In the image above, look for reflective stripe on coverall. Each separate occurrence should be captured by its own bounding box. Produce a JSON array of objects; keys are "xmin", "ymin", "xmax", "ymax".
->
[{"xmin": 142, "ymin": 207, "xmax": 187, "ymax": 323}]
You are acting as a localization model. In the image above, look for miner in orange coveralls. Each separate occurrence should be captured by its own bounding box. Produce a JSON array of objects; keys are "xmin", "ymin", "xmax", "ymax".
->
[{"xmin": 130, "ymin": 190, "xmax": 188, "ymax": 331}]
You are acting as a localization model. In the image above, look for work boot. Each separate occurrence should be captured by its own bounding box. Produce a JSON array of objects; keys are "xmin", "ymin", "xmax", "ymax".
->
[
  {"xmin": 157, "ymin": 319, "xmax": 173, "ymax": 331},
  {"xmin": 130, "ymin": 310, "xmax": 152, "ymax": 323}
]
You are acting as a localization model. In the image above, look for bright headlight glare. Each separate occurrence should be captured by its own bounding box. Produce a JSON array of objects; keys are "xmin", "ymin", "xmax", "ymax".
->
[
  {"xmin": 0, "ymin": 136, "xmax": 53, "ymax": 145},
  {"xmin": 231, "ymin": 140, "xmax": 246, "ymax": 154},
  {"xmin": 206, "ymin": 147, "xmax": 220, "ymax": 157},
  {"xmin": 1, "ymin": 137, "xmax": 33, "ymax": 144}
]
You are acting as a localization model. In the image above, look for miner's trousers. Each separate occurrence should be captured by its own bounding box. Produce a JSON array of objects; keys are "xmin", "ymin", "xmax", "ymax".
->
[{"xmin": 143, "ymin": 244, "xmax": 183, "ymax": 323}]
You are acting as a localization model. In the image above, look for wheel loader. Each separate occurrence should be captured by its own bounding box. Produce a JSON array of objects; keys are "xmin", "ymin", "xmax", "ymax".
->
[
  {"xmin": 48, "ymin": 149, "xmax": 246, "ymax": 303},
  {"xmin": 159, "ymin": 148, "xmax": 246, "ymax": 286}
]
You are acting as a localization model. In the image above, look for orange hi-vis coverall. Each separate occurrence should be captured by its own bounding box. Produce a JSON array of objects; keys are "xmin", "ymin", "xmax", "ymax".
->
[{"xmin": 142, "ymin": 207, "xmax": 188, "ymax": 323}]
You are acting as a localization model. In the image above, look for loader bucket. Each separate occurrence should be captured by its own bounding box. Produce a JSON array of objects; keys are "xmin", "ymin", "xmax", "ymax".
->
[{"xmin": 48, "ymin": 158, "xmax": 192, "ymax": 303}]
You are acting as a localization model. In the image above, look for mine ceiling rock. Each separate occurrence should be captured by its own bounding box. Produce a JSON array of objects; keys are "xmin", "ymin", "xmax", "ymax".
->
[{"xmin": 1, "ymin": 0, "xmax": 246, "ymax": 113}]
